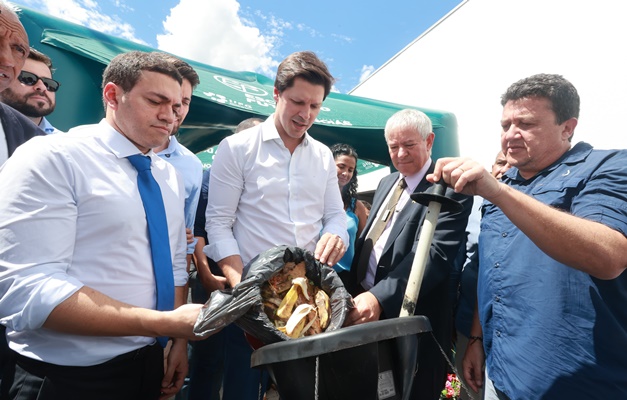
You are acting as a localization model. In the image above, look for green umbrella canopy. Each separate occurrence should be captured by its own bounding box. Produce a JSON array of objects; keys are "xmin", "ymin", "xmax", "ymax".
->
[{"xmin": 18, "ymin": 6, "xmax": 460, "ymax": 166}]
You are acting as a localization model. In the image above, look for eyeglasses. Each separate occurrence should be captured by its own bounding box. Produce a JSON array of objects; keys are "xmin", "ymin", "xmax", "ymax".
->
[{"xmin": 17, "ymin": 71, "xmax": 61, "ymax": 92}]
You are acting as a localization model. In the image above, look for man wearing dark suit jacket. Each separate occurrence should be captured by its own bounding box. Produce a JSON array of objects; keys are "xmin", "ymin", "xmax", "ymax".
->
[
  {"xmin": 0, "ymin": 2, "xmax": 43, "ymax": 165},
  {"xmin": 1, "ymin": 102, "xmax": 43, "ymax": 159},
  {"xmin": 341, "ymin": 109, "xmax": 472, "ymax": 400}
]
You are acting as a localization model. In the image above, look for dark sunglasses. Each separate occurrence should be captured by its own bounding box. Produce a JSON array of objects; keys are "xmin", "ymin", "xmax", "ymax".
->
[{"xmin": 17, "ymin": 71, "xmax": 61, "ymax": 92}]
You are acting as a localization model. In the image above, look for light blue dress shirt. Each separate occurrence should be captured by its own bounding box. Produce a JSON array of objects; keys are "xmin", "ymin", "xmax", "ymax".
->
[
  {"xmin": 38, "ymin": 116, "xmax": 63, "ymax": 135},
  {"xmin": 157, "ymin": 135, "xmax": 203, "ymax": 255}
]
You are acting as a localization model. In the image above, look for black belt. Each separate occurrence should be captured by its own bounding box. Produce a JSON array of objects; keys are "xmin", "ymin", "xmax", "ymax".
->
[{"xmin": 14, "ymin": 343, "xmax": 159, "ymax": 374}]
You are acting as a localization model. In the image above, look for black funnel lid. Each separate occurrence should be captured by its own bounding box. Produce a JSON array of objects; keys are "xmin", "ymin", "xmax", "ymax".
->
[{"xmin": 251, "ymin": 315, "xmax": 431, "ymax": 367}]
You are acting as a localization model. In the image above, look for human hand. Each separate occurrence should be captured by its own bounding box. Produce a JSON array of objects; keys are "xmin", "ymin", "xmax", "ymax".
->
[
  {"xmin": 160, "ymin": 338, "xmax": 188, "ymax": 399},
  {"xmin": 200, "ymin": 272, "xmax": 228, "ymax": 293},
  {"xmin": 462, "ymin": 337, "xmax": 485, "ymax": 393},
  {"xmin": 427, "ymin": 157, "xmax": 503, "ymax": 201},
  {"xmin": 343, "ymin": 292, "xmax": 381, "ymax": 326},
  {"xmin": 315, "ymin": 233, "xmax": 346, "ymax": 266},
  {"xmin": 185, "ymin": 228, "xmax": 193, "ymax": 244},
  {"xmin": 216, "ymin": 255, "xmax": 244, "ymax": 288}
]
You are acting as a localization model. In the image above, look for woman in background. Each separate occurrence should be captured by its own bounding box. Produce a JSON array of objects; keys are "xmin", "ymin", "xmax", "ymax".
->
[{"xmin": 330, "ymin": 143, "xmax": 369, "ymax": 273}]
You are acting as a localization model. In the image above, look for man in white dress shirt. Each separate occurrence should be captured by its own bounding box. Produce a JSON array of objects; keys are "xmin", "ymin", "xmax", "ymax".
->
[
  {"xmin": 0, "ymin": 51, "xmax": 205, "ymax": 399},
  {"xmin": 204, "ymin": 51, "xmax": 348, "ymax": 400}
]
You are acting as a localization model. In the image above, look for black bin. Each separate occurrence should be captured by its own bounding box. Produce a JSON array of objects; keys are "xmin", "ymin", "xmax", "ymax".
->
[{"xmin": 251, "ymin": 316, "xmax": 431, "ymax": 400}]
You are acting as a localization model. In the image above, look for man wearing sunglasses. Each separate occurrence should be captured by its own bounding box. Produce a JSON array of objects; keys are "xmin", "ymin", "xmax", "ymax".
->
[
  {"xmin": 0, "ymin": 1, "xmax": 43, "ymax": 166},
  {"xmin": 0, "ymin": 47, "xmax": 62, "ymax": 134}
]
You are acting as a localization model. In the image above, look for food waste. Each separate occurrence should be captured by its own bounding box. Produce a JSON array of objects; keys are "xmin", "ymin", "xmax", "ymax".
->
[{"xmin": 261, "ymin": 261, "xmax": 331, "ymax": 339}]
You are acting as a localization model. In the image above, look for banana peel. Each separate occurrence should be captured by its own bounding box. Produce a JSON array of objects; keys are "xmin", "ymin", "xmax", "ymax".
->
[
  {"xmin": 292, "ymin": 277, "xmax": 310, "ymax": 300},
  {"xmin": 276, "ymin": 284, "xmax": 299, "ymax": 318},
  {"xmin": 285, "ymin": 304, "xmax": 316, "ymax": 338},
  {"xmin": 315, "ymin": 289, "xmax": 330, "ymax": 329},
  {"xmin": 262, "ymin": 264, "xmax": 333, "ymax": 338}
]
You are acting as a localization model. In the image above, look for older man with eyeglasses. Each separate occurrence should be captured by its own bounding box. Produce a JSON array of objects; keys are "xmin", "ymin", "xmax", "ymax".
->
[
  {"xmin": 0, "ymin": 1, "xmax": 43, "ymax": 167},
  {"xmin": 0, "ymin": 47, "xmax": 63, "ymax": 134}
]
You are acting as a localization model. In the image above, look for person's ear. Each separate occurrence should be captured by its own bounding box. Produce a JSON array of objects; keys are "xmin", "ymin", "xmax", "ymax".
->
[
  {"xmin": 103, "ymin": 82, "xmax": 122, "ymax": 111},
  {"xmin": 561, "ymin": 118, "xmax": 578, "ymax": 141},
  {"xmin": 273, "ymin": 87, "xmax": 280, "ymax": 103},
  {"xmin": 425, "ymin": 132, "xmax": 435, "ymax": 151}
]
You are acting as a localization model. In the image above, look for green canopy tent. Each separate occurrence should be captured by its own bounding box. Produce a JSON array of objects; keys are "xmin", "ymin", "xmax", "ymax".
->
[{"xmin": 18, "ymin": 6, "xmax": 460, "ymax": 166}]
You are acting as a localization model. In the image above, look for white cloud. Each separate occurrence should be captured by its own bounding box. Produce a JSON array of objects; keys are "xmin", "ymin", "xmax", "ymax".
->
[
  {"xmin": 157, "ymin": 0, "xmax": 280, "ymax": 76},
  {"xmin": 296, "ymin": 23, "xmax": 321, "ymax": 38},
  {"xmin": 16, "ymin": 0, "xmax": 145, "ymax": 44},
  {"xmin": 16, "ymin": 0, "xmax": 288, "ymax": 78},
  {"xmin": 331, "ymin": 33, "xmax": 352, "ymax": 44},
  {"xmin": 359, "ymin": 65, "xmax": 375, "ymax": 84},
  {"xmin": 266, "ymin": 15, "xmax": 291, "ymax": 36}
]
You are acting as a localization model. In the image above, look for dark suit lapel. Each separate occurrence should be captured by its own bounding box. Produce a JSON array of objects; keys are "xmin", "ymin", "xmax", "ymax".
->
[
  {"xmin": 362, "ymin": 172, "xmax": 399, "ymax": 235},
  {"xmin": 0, "ymin": 104, "xmax": 17, "ymax": 154},
  {"xmin": 381, "ymin": 164, "xmax": 434, "ymax": 254}
]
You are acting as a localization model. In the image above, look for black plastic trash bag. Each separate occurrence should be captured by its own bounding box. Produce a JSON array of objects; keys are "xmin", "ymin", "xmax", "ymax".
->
[{"xmin": 194, "ymin": 245, "xmax": 352, "ymax": 345}]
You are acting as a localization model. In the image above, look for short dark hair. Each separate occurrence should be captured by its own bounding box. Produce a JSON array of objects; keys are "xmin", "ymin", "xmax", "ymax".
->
[
  {"xmin": 102, "ymin": 51, "xmax": 182, "ymax": 94},
  {"xmin": 27, "ymin": 48, "xmax": 53, "ymax": 72},
  {"xmin": 501, "ymin": 73, "xmax": 580, "ymax": 125},
  {"xmin": 330, "ymin": 143, "xmax": 359, "ymax": 210},
  {"xmin": 166, "ymin": 55, "xmax": 200, "ymax": 89},
  {"xmin": 274, "ymin": 51, "xmax": 334, "ymax": 100}
]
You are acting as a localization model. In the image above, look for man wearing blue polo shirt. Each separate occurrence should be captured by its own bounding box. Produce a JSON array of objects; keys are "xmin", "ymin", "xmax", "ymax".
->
[{"xmin": 431, "ymin": 73, "xmax": 627, "ymax": 400}]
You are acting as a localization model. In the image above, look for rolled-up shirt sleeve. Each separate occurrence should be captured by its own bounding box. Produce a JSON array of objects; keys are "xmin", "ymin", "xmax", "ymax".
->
[{"xmin": 204, "ymin": 138, "xmax": 242, "ymax": 262}]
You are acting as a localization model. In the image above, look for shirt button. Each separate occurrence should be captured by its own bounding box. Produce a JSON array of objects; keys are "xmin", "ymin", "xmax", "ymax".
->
[
  {"xmin": 502, "ymin": 232, "xmax": 508, "ymax": 237},
  {"xmin": 494, "ymin": 262, "xmax": 500, "ymax": 268},
  {"xmin": 495, "ymin": 296, "xmax": 500, "ymax": 302},
  {"xmin": 495, "ymin": 330, "xmax": 501, "ymax": 337}
]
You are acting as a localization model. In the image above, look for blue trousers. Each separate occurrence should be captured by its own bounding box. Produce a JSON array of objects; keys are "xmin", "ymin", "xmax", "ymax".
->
[
  {"xmin": 186, "ymin": 273, "xmax": 225, "ymax": 400},
  {"xmin": 187, "ymin": 329, "xmax": 225, "ymax": 400},
  {"xmin": 221, "ymin": 324, "xmax": 269, "ymax": 400}
]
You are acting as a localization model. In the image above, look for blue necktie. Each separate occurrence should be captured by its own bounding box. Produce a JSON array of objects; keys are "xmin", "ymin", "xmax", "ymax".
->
[{"xmin": 127, "ymin": 154, "xmax": 174, "ymax": 347}]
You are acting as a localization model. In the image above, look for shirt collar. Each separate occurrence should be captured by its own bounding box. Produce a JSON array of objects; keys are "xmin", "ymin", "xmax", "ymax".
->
[
  {"xmin": 262, "ymin": 113, "xmax": 310, "ymax": 147},
  {"xmin": 38, "ymin": 117, "xmax": 57, "ymax": 134},
  {"xmin": 98, "ymin": 119, "xmax": 156, "ymax": 159},
  {"xmin": 156, "ymin": 135, "xmax": 179, "ymax": 157}
]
